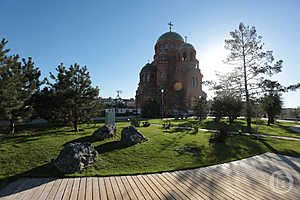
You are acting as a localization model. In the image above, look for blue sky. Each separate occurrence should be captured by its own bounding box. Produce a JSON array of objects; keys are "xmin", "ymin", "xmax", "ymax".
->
[{"xmin": 1, "ymin": 0, "xmax": 300, "ymax": 108}]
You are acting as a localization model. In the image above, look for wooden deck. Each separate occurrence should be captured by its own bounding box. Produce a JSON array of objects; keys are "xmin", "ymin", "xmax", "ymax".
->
[{"xmin": 1, "ymin": 153, "xmax": 299, "ymax": 200}]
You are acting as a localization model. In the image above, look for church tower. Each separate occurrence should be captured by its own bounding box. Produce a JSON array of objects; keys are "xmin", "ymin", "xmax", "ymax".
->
[{"xmin": 135, "ymin": 23, "xmax": 204, "ymax": 115}]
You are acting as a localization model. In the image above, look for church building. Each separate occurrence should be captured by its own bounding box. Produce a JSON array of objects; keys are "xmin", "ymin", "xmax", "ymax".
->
[{"xmin": 135, "ymin": 23, "xmax": 204, "ymax": 115}]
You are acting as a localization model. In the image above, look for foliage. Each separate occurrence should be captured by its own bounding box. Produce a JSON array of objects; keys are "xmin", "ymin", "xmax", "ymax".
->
[
  {"xmin": 259, "ymin": 80, "xmax": 283, "ymax": 126},
  {"xmin": 192, "ymin": 94, "xmax": 209, "ymax": 121},
  {"xmin": 173, "ymin": 89, "xmax": 188, "ymax": 116},
  {"xmin": 209, "ymin": 123, "xmax": 229, "ymax": 143},
  {"xmin": 224, "ymin": 23, "xmax": 283, "ymax": 132},
  {"xmin": 141, "ymin": 99, "xmax": 160, "ymax": 118},
  {"xmin": 130, "ymin": 117, "xmax": 141, "ymax": 127},
  {"xmin": 0, "ymin": 39, "xmax": 42, "ymax": 134},
  {"xmin": 211, "ymin": 94, "xmax": 243, "ymax": 123},
  {"xmin": 36, "ymin": 63, "xmax": 99, "ymax": 131},
  {"xmin": 162, "ymin": 120, "xmax": 172, "ymax": 129},
  {"xmin": 142, "ymin": 121, "xmax": 151, "ymax": 127}
]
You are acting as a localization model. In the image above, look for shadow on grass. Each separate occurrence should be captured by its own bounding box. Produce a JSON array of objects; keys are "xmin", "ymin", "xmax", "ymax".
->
[{"xmin": 95, "ymin": 141, "xmax": 134, "ymax": 154}]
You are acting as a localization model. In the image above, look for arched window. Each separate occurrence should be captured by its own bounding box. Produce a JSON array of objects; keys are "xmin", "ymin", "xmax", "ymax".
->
[
  {"xmin": 183, "ymin": 52, "xmax": 187, "ymax": 61},
  {"xmin": 146, "ymin": 74, "xmax": 150, "ymax": 82},
  {"xmin": 192, "ymin": 77, "xmax": 196, "ymax": 88},
  {"xmin": 160, "ymin": 72, "xmax": 164, "ymax": 78},
  {"xmin": 141, "ymin": 74, "xmax": 144, "ymax": 82},
  {"xmin": 171, "ymin": 43, "xmax": 175, "ymax": 49},
  {"xmin": 159, "ymin": 45, "xmax": 163, "ymax": 52},
  {"xmin": 190, "ymin": 52, "xmax": 193, "ymax": 61},
  {"xmin": 165, "ymin": 43, "xmax": 168, "ymax": 50}
]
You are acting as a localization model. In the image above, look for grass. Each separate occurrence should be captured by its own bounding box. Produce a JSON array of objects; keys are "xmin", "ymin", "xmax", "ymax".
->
[
  {"xmin": 149, "ymin": 118, "xmax": 300, "ymax": 138},
  {"xmin": 1, "ymin": 120, "xmax": 300, "ymax": 189}
]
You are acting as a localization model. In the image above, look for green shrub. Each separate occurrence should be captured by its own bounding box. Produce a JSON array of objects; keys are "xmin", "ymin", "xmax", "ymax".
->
[
  {"xmin": 209, "ymin": 123, "xmax": 229, "ymax": 143},
  {"xmin": 142, "ymin": 121, "xmax": 151, "ymax": 127},
  {"xmin": 130, "ymin": 118, "xmax": 140, "ymax": 127},
  {"xmin": 162, "ymin": 120, "xmax": 171, "ymax": 129}
]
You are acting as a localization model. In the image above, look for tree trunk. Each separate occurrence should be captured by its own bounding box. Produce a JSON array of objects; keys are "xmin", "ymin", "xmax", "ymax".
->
[
  {"xmin": 267, "ymin": 117, "xmax": 271, "ymax": 126},
  {"xmin": 9, "ymin": 119, "xmax": 15, "ymax": 135},
  {"xmin": 74, "ymin": 121, "xmax": 79, "ymax": 132},
  {"xmin": 242, "ymin": 38, "xmax": 252, "ymax": 133}
]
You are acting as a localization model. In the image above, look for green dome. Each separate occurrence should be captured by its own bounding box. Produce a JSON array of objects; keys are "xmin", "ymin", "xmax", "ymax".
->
[
  {"xmin": 178, "ymin": 43, "xmax": 194, "ymax": 51},
  {"xmin": 157, "ymin": 32, "xmax": 184, "ymax": 43}
]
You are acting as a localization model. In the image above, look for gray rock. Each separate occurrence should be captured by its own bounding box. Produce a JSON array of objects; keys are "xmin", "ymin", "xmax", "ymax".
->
[
  {"xmin": 92, "ymin": 125, "xmax": 116, "ymax": 140},
  {"xmin": 54, "ymin": 142, "xmax": 98, "ymax": 174},
  {"xmin": 121, "ymin": 126, "xmax": 147, "ymax": 144}
]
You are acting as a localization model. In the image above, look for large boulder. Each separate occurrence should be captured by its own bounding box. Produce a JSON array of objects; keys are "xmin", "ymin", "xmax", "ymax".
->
[
  {"xmin": 121, "ymin": 126, "xmax": 147, "ymax": 144},
  {"xmin": 54, "ymin": 142, "xmax": 98, "ymax": 174},
  {"xmin": 92, "ymin": 125, "xmax": 116, "ymax": 140}
]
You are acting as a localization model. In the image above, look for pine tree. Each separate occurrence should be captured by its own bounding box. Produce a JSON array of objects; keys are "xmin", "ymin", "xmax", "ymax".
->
[
  {"xmin": 224, "ymin": 23, "xmax": 283, "ymax": 132},
  {"xmin": 43, "ymin": 63, "xmax": 99, "ymax": 132},
  {"xmin": 0, "ymin": 39, "xmax": 42, "ymax": 134}
]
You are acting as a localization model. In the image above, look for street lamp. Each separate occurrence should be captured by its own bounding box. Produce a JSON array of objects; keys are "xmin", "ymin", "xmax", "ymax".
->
[{"xmin": 161, "ymin": 88, "xmax": 164, "ymax": 119}]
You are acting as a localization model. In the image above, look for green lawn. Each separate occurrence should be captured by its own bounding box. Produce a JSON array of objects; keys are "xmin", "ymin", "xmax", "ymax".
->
[
  {"xmin": 1, "ymin": 121, "xmax": 300, "ymax": 189},
  {"xmin": 149, "ymin": 118, "xmax": 300, "ymax": 139}
]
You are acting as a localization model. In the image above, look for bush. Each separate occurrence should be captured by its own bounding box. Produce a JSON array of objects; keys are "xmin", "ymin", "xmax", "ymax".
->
[
  {"xmin": 142, "ymin": 121, "xmax": 151, "ymax": 127},
  {"xmin": 130, "ymin": 118, "xmax": 140, "ymax": 127},
  {"xmin": 209, "ymin": 123, "xmax": 229, "ymax": 143},
  {"xmin": 162, "ymin": 120, "xmax": 171, "ymax": 129}
]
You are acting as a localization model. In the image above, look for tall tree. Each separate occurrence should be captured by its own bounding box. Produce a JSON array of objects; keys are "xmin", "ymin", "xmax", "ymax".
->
[
  {"xmin": 224, "ymin": 23, "xmax": 283, "ymax": 132},
  {"xmin": 259, "ymin": 79, "xmax": 283, "ymax": 125},
  {"xmin": 193, "ymin": 94, "xmax": 209, "ymax": 121},
  {"xmin": 44, "ymin": 63, "xmax": 99, "ymax": 132},
  {"xmin": 0, "ymin": 39, "xmax": 42, "ymax": 134}
]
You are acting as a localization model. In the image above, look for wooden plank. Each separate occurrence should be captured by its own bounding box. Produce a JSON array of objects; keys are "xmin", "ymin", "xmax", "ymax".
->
[
  {"xmin": 152, "ymin": 174, "xmax": 189, "ymax": 200},
  {"xmin": 174, "ymin": 171, "xmax": 229, "ymax": 200},
  {"xmin": 98, "ymin": 177, "xmax": 108, "ymax": 200},
  {"xmin": 146, "ymin": 174, "xmax": 176, "ymax": 200},
  {"xmin": 54, "ymin": 178, "xmax": 68, "ymax": 200},
  {"xmin": 77, "ymin": 178, "xmax": 86, "ymax": 200},
  {"xmin": 130, "ymin": 175, "xmax": 153, "ymax": 200},
  {"xmin": 0, "ymin": 178, "xmax": 25, "ymax": 200},
  {"xmin": 23, "ymin": 178, "xmax": 49, "ymax": 200},
  {"xmin": 30, "ymin": 178, "xmax": 50, "ymax": 200},
  {"xmin": 190, "ymin": 167, "xmax": 259, "ymax": 200},
  {"xmin": 69, "ymin": 178, "xmax": 80, "ymax": 200},
  {"xmin": 135, "ymin": 175, "xmax": 161, "ymax": 200},
  {"xmin": 62, "ymin": 178, "xmax": 74, "ymax": 200},
  {"xmin": 11, "ymin": 178, "xmax": 35, "ymax": 200},
  {"xmin": 115, "ymin": 176, "xmax": 130, "ymax": 200},
  {"xmin": 104, "ymin": 177, "xmax": 115, "ymax": 200},
  {"xmin": 109, "ymin": 177, "xmax": 122, "ymax": 200},
  {"xmin": 139, "ymin": 175, "xmax": 167, "ymax": 200},
  {"xmin": 46, "ymin": 179, "xmax": 63, "ymax": 200},
  {"xmin": 163, "ymin": 172, "xmax": 208, "ymax": 200},
  {"xmin": 37, "ymin": 179, "xmax": 56, "ymax": 200},
  {"xmin": 119, "ymin": 176, "xmax": 138, "ymax": 200},
  {"xmin": 92, "ymin": 177, "xmax": 100, "ymax": 200},
  {"xmin": 221, "ymin": 160, "xmax": 298, "ymax": 199},
  {"xmin": 85, "ymin": 178, "xmax": 93, "ymax": 200},
  {"xmin": 125, "ymin": 176, "xmax": 145, "ymax": 200}
]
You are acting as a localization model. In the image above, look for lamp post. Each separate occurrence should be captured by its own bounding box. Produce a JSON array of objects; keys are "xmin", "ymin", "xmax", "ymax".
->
[{"xmin": 161, "ymin": 88, "xmax": 164, "ymax": 119}]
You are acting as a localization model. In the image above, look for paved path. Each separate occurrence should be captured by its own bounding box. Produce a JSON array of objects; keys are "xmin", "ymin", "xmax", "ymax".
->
[
  {"xmin": 0, "ymin": 153, "xmax": 299, "ymax": 200},
  {"xmin": 153, "ymin": 123, "xmax": 300, "ymax": 141}
]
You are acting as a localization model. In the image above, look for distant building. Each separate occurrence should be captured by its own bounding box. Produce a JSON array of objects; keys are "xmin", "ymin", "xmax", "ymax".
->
[
  {"xmin": 135, "ymin": 23, "xmax": 204, "ymax": 115},
  {"xmin": 100, "ymin": 97, "xmax": 137, "ymax": 114}
]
